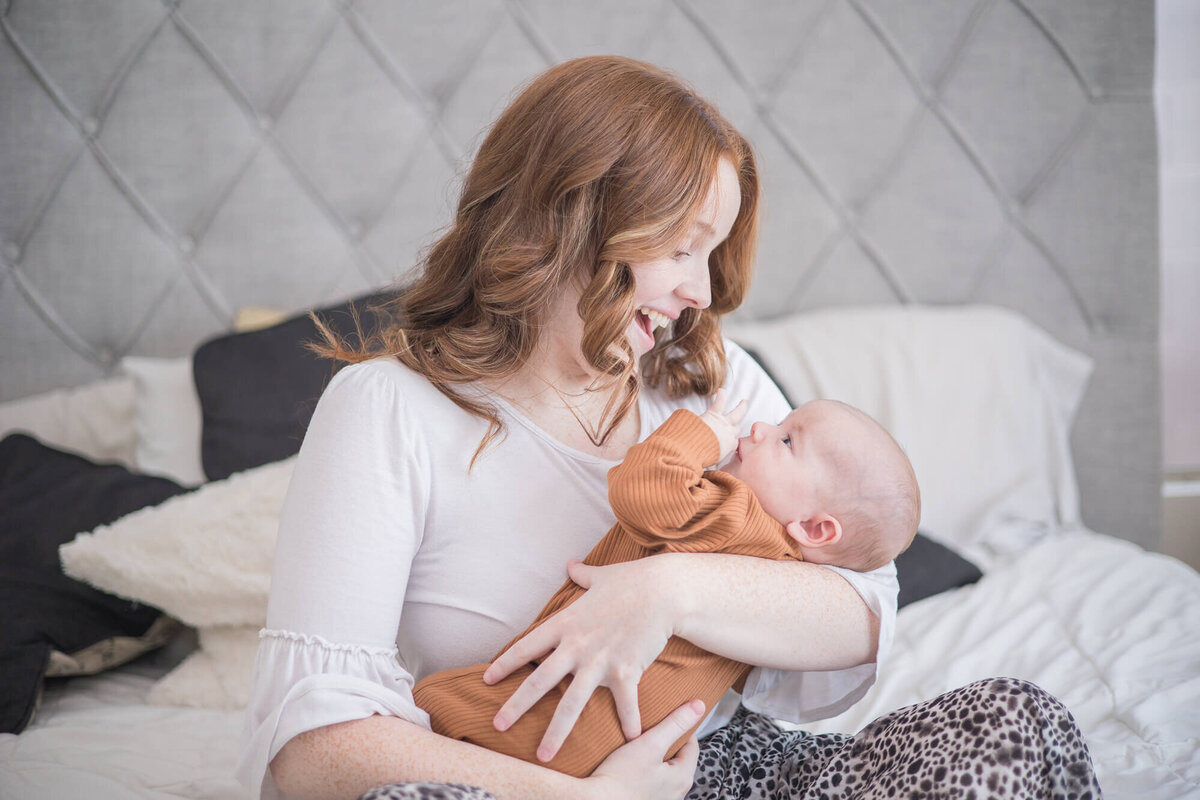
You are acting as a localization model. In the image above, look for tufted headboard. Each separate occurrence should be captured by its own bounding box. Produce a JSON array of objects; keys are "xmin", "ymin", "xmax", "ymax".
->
[{"xmin": 0, "ymin": 1, "xmax": 1159, "ymax": 548}]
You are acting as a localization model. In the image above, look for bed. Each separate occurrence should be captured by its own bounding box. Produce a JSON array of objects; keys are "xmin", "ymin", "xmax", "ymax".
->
[{"xmin": 1, "ymin": 2, "xmax": 1195, "ymax": 799}]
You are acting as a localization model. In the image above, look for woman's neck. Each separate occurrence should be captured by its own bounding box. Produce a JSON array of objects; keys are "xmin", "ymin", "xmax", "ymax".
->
[{"xmin": 485, "ymin": 343, "xmax": 641, "ymax": 460}]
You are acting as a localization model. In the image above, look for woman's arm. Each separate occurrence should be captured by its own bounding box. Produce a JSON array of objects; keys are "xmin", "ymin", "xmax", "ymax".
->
[
  {"xmin": 271, "ymin": 699, "xmax": 706, "ymax": 800},
  {"xmin": 660, "ymin": 553, "xmax": 879, "ymax": 669},
  {"xmin": 485, "ymin": 552, "xmax": 880, "ymax": 760},
  {"xmin": 271, "ymin": 715, "xmax": 584, "ymax": 800}
]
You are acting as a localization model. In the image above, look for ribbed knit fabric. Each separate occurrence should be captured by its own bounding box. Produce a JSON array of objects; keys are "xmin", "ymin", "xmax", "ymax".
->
[{"xmin": 412, "ymin": 410, "xmax": 803, "ymax": 777}]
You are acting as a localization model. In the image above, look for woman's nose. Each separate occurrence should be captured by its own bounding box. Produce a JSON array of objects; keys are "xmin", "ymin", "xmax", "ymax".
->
[{"xmin": 678, "ymin": 260, "xmax": 712, "ymax": 309}]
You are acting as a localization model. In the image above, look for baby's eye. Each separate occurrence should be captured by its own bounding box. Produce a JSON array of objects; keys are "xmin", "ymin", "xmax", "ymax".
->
[{"xmin": 782, "ymin": 435, "xmax": 792, "ymax": 448}]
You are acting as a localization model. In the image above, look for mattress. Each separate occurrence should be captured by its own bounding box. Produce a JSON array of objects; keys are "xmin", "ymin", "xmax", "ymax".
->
[
  {"xmin": 4, "ymin": 529, "xmax": 1197, "ymax": 800},
  {"xmin": 0, "ymin": 633, "xmax": 247, "ymax": 799}
]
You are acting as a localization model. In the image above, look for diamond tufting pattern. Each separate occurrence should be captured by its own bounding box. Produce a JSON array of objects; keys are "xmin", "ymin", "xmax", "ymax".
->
[{"xmin": 0, "ymin": 0, "xmax": 1158, "ymax": 545}]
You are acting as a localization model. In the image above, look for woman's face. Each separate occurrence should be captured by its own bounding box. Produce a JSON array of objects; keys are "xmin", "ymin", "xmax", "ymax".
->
[{"xmin": 626, "ymin": 157, "xmax": 742, "ymax": 358}]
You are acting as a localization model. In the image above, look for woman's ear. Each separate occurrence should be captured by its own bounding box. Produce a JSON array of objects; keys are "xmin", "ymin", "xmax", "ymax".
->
[{"xmin": 785, "ymin": 515, "xmax": 842, "ymax": 548}]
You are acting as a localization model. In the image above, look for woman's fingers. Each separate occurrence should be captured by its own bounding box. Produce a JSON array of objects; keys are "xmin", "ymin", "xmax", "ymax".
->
[
  {"xmin": 669, "ymin": 733, "xmax": 700, "ymax": 769},
  {"xmin": 612, "ymin": 679, "xmax": 643, "ymax": 741},
  {"xmin": 489, "ymin": 559, "xmax": 675, "ymax": 762},
  {"xmin": 483, "ymin": 626, "xmax": 556, "ymax": 685},
  {"xmin": 565, "ymin": 558, "xmax": 591, "ymax": 589},
  {"xmin": 637, "ymin": 699, "xmax": 704, "ymax": 756},
  {"xmin": 589, "ymin": 700, "xmax": 706, "ymax": 800},
  {"xmin": 491, "ymin": 648, "xmax": 572, "ymax": 731},
  {"xmin": 535, "ymin": 670, "xmax": 599, "ymax": 761}
]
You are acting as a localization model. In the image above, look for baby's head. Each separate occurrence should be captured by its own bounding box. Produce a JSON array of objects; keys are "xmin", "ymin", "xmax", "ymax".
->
[{"xmin": 722, "ymin": 399, "xmax": 920, "ymax": 571}]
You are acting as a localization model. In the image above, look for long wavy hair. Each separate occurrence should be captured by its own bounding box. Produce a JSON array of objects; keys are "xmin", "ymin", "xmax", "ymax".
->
[{"xmin": 316, "ymin": 56, "xmax": 760, "ymax": 460}]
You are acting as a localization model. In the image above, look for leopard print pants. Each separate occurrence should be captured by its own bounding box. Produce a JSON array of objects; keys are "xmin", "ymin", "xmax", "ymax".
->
[{"xmin": 357, "ymin": 678, "xmax": 1101, "ymax": 800}]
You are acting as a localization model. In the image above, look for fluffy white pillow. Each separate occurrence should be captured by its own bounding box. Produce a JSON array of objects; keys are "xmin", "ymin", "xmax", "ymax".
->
[
  {"xmin": 60, "ymin": 457, "xmax": 294, "ymax": 628},
  {"xmin": 60, "ymin": 457, "xmax": 295, "ymax": 709},
  {"xmin": 726, "ymin": 305, "xmax": 1092, "ymax": 564},
  {"xmin": 0, "ymin": 376, "xmax": 137, "ymax": 466},
  {"xmin": 120, "ymin": 356, "xmax": 205, "ymax": 486}
]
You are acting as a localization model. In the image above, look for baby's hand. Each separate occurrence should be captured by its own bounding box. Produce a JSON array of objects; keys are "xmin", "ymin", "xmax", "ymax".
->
[{"xmin": 699, "ymin": 389, "xmax": 748, "ymax": 464}]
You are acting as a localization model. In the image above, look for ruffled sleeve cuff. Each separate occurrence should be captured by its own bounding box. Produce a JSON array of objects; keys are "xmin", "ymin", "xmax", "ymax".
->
[
  {"xmin": 738, "ymin": 561, "xmax": 899, "ymax": 725},
  {"xmin": 235, "ymin": 629, "xmax": 431, "ymax": 800}
]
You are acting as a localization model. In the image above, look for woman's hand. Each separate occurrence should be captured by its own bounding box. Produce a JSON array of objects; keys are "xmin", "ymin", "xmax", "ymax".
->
[
  {"xmin": 483, "ymin": 557, "xmax": 681, "ymax": 762},
  {"xmin": 584, "ymin": 699, "xmax": 704, "ymax": 800}
]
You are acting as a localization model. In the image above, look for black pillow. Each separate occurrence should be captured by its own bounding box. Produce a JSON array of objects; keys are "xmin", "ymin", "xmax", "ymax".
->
[
  {"xmin": 194, "ymin": 291, "xmax": 398, "ymax": 481},
  {"xmin": 0, "ymin": 434, "xmax": 190, "ymax": 733},
  {"xmin": 895, "ymin": 532, "xmax": 983, "ymax": 608}
]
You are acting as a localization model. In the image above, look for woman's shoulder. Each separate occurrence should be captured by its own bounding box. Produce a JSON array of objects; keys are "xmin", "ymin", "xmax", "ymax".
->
[
  {"xmin": 328, "ymin": 356, "xmax": 420, "ymax": 392},
  {"xmin": 324, "ymin": 357, "xmax": 458, "ymax": 411},
  {"xmin": 319, "ymin": 358, "xmax": 493, "ymax": 445}
]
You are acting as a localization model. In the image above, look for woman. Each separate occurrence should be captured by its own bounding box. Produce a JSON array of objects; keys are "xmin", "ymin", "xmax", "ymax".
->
[{"xmin": 237, "ymin": 57, "xmax": 1099, "ymax": 800}]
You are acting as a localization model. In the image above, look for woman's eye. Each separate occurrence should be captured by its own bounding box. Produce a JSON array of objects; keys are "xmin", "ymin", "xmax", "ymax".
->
[{"xmin": 672, "ymin": 251, "xmax": 692, "ymax": 261}]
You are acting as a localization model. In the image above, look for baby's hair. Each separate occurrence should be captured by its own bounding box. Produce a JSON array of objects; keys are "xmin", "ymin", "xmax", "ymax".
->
[{"xmin": 823, "ymin": 401, "xmax": 921, "ymax": 571}]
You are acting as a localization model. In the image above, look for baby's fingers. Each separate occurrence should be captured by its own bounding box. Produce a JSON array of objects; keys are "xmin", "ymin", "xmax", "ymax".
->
[
  {"xmin": 725, "ymin": 399, "xmax": 748, "ymax": 427},
  {"xmin": 705, "ymin": 388, "xmax": 728, "ymax": 417}
]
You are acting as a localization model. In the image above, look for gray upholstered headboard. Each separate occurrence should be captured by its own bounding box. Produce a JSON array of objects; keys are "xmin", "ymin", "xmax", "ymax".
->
[{"xmin": 0, "ymin": 1, "xmax": 1159, "ymax": 548}]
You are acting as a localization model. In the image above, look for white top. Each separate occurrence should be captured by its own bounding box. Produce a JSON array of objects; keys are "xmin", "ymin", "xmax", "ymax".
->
[{"xmin": 236, "ymin": 342, "xmax": 898, "ymax": 799}]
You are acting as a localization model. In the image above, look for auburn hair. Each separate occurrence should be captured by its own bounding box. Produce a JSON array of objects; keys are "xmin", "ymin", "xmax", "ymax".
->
[{"xmin": 315, "ymin": 56, "xmax": 760, "ymax": 459}]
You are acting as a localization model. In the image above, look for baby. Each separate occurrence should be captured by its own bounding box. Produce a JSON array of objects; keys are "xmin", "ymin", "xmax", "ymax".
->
[{"xmin": 413, "ymin": 392, "xmax": 920, "ymax": 777}]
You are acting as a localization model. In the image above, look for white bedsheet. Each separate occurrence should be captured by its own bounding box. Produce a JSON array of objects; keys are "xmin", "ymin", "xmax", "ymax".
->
[
  {"xmin": 0, "ymin": 668, "xmax": 246, "ymax": 799},
  {"xmin": 801, "ymin": 530, "xmax": 1200, "ymax": 800},
  {"xmin": 3, "ymin": 530, "xmax": 1198, "ymax": 799}
]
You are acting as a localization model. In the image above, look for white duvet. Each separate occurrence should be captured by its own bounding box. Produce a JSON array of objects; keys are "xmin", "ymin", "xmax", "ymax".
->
[
  {"xmin": 802, "ymin": 530, "xmax": 1200, "ymax": 799},
  {"xmin": 3, "ymin": 530, "xmax": 1198, "ymax": 800}
]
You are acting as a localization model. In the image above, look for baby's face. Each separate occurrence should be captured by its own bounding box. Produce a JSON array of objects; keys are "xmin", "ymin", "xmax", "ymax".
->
[{"xmin": 722, "ymin": 400, "xmax": 872, "ymax": 527}]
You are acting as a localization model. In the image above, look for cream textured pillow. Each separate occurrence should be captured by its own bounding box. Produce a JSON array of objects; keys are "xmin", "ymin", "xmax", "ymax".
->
[
  {"xmin": 60, "ymin": 457, "xmax": 294, "ymax": 628},
  {"xmin": 727, "ymin": 305, "xmax": 1093, "ymax": 565},
  {"xmin": 60, "ymin": 457, "xmax": 295, "ymax": 709}
]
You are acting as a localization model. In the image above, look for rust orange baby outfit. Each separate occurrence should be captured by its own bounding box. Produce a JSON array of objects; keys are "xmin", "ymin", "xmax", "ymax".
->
[{"xmin": 412, "ymin": 409, "xmax": 804, "ymax": 777}]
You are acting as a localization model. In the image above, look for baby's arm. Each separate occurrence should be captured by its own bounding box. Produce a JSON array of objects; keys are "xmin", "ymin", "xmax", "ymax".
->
[{"xmin": 607, "ymin": 391, "xmax": 750, "ymax": 548}]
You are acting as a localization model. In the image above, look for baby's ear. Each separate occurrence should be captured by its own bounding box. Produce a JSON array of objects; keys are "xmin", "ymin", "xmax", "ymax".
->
[{"xmin": 785, "ymin": 515, "xmax": 842, "ymax": 548}]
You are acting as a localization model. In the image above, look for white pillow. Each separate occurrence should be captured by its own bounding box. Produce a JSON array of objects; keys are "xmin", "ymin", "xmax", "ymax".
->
[
  {"xmin": 120, "ymin": 356, "xmax": 206, "ymax": 486},
  {"xmin": 146, "ymin": 625, "xmax": 260, "ymax": 710},
  {"xmin": 0, "ymin": 377, "xmax": 137, "ymax": 466},
  {"xmin": 60, "ymin": 457, "xmax": 294, "ymax": 628},
  {"xmin": 726, "ymin": 305, "xmax": 1092, "ymax": 564},
  {"xmin": 60, "ymin": 457, "xmax": 294, "ymax": 709}
]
